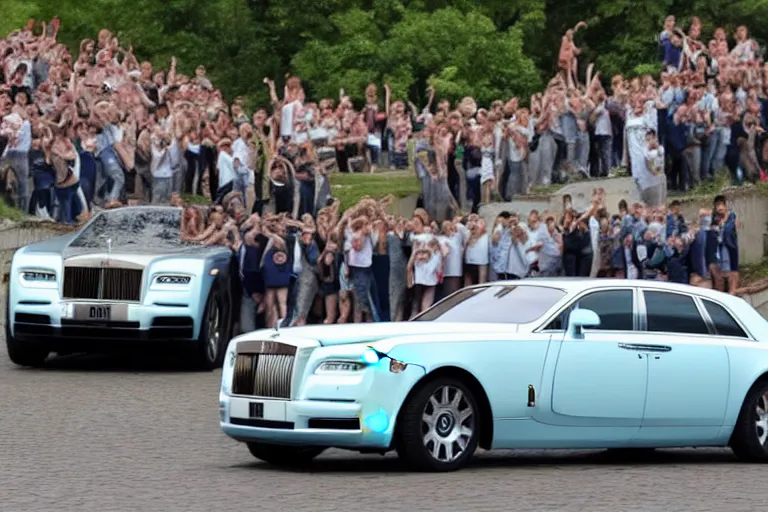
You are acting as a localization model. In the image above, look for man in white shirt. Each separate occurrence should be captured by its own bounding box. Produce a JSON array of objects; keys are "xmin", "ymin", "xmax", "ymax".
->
[
  {"xmin": 344, "ymin": 225, "xmax": 380, "ymax": 323},
  {"xmin": 592, "ymin": 93, "xmax": 613, "ymax": 177},
  {"xmin": 506, "ymin": 225, "xmax": 535, "ymax": 279},
  {"xmin": 0, "ymin": 113, "xmax": 32, "ymax": 212},
  {"xmin": 232, "ymin": 123, "xmax": 255, "ymax": 210},
  {"xmin": 149, "ymin": 126, "xmax": 179, "ymax": 204},
  {"xmin": 215, "ymin": 138, "xmax": 236, "ymax": 204}
]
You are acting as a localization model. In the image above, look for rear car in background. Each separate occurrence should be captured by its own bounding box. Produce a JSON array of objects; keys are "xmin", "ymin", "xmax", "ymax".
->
[{"xmin": 5, "ymin": 206, "xmax": 237, "ymax": 369}]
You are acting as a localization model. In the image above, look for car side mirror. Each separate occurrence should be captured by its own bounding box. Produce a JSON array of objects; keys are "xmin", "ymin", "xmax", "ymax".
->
[{"xmin": 567, "ymin": 308, "xmax": 601, "ymax": 339}]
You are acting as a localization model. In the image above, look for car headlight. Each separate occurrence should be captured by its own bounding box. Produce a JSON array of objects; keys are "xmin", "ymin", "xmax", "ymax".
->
[
  {"xmin": 150, "ymin": 274, "xmax": 193, "ymax": 291},
  {"xmin": 18, "ymin": 270, "xmax": 57, "ymax": 288},
  {"xmin": 220, "ymin": 342, "xmax": 237, "ymax": 395},
  {"xmin": 315, "ymin": 360, "xmax": 367, "ymax": 374}
]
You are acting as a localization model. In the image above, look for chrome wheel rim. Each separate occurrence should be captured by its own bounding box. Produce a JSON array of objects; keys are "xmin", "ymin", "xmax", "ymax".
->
[
  {"xmin": 421, "ymin": 385, "xmax": 474, "ymax": 463},
  {"xmin": 207, "ymin": 296, "xmax": 221, "ymax": 362},
  {"xmin": 757, "ymin": 392, "xmax": 768, "ymax": 446}
]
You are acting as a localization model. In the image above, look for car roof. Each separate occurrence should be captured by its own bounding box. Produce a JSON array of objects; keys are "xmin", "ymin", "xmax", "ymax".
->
[{"xmin": 480, "ymin": 278, "xmax": 742, "ymax": 304}]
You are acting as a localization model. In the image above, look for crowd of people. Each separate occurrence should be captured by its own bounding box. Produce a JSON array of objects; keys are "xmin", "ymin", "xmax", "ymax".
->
[
  {"xmin": 177, "ymin": 187, "xmax": 740, "ymax": 330},
  {"xmin": 0, "ymin": 17, "xmax": 749, "ymax": 327}
]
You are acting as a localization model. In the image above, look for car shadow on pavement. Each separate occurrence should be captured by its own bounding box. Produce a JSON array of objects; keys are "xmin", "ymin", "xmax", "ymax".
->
[
  {"xmin": 237, "ymin": 448, "xmax": 740, "ymax": 474},
  {"xmin": 19, "ymin": 352, "xmax": 206, "ymax": 372}
]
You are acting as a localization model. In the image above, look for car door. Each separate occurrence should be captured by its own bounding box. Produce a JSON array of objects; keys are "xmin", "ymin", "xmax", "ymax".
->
[
  {"xmin": 635, "ymin": 289, "xmax": 730, "ymax": 436},
  {"xmin": 542, "ymin": 288, "xmax": 649, "ymax": 430}
]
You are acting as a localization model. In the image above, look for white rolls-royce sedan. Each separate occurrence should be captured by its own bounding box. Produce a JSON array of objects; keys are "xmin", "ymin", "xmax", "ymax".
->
[{"xmin": 220, "ymin": 279, "xmax": 768, "ymax": 471}]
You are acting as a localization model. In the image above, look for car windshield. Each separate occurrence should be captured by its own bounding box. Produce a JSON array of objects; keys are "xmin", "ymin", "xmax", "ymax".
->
[
  {"xmin": 69, "ymin": 208, "xmax": 192, "ymax": 250},
  {"xmin": 412, "ymin": 285, "xmax": 566, "ymax": 324}
]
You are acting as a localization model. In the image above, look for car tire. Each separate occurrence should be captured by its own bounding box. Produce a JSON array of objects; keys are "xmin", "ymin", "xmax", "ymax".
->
[
  {"xmin": 731, "ymin": 379, "xmax": 768, "ymax": 462},
  {"xmin": 246, "ymin": 442, "xmax": 325, "ymax": 466},
  {"xmin": 396, "ymin": 377, "xmax": 480, "ymax": 472},
  {"xmin": 5, "ymin": 297, "xmax": 48, "ymax": 367},
  {"xmin": 190, "ymin": 282, "xmax": 226, "ymax": 371}
]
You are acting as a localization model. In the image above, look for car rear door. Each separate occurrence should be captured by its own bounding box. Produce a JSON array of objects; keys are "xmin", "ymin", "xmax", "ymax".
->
[{"xmin": 634, "ymin": 289, "xmax": 729, "ymax": 441}]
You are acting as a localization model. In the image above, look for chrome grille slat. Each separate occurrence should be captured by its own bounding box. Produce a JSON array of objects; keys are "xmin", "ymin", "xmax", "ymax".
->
[
  {"xmin": 254, "ymin": 355, "xmax": 293, "ymax": 399},
  {"xmin": 232, "ymin": 349, "xmax": 294, "ymax": 399},
  {"xmin": 233, "ymin": 354, "xmax": 256, "ymax": 395},
  {"xmin": 63, "ymin": 267, "xmax": 100, "ymax": 299},
  {"xmin": 63, "ymin": 267, "xmax": 142, "ymax": 302}
]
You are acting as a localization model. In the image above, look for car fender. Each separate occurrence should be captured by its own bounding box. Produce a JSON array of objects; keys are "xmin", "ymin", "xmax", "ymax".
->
[{"xmin": 724, "ymin": 344, "xmax": 768, "ymax": 428}]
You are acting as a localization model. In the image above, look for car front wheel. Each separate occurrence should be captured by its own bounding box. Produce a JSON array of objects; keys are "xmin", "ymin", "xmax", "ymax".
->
[
  {"xmin": 6, "ymin": 336, "xmax": 49, "ymax": 367},
  {"xmin": 5, "ymin": 296, "xmax": 48, "ymax": 367},
  {"xmin": 190, "ymin": 283, "xmax": 226, "ymax": 370},
  {"xmin": 396, "ymin": 377, "xmax": 480, "ymax": 471},
  {"xmin": 246, "ymin": 442, "xmax": 326, "ymax": 466},
  {"xmin": 731, "ymin": 380, "xmax": 768, "ymax": 462}
]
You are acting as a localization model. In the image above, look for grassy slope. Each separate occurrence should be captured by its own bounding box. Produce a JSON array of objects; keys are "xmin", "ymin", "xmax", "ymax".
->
[
  {"xmin": 329, "ymin": 170, "xmax": 420, "ymax": 211},
  {"xmin": 0, "ymin": 201, "xmax": 25, "ymax": 222}
]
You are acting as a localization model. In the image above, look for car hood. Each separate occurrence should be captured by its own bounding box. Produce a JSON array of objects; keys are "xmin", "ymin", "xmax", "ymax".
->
[
  {"xmin": 273, "ymin": 322, "xmax": 518, "ymax": 347},
  {"xmin": 20, "ymin": 232, "xmax": 229, "ymax": 259}
]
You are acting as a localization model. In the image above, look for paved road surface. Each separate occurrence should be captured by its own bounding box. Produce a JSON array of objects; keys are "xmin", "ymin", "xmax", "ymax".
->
[{"xmin": 0, "ymin": 341, "xmax": 762, "ymax": 512}]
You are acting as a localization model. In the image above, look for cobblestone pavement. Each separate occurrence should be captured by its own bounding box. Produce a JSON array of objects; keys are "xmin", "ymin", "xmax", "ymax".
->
[{"xmin": 0, "ymin": 341, "xmax": 764, "ymax": 512}]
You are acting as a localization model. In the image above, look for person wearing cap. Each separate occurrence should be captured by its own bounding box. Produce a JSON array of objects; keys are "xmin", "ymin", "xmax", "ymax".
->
[{"xmin": 215, "ymin": 137, "xmax": 236, "ymax": 204}]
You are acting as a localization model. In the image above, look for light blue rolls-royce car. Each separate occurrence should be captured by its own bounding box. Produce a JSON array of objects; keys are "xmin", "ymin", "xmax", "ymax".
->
[
  {"xmin": 5, "ymin": 206, "xmax": 237, "ymax": 370},
  {"xmin": 220, "ymin": 279, "xmax": 768, "ymax": 471}
]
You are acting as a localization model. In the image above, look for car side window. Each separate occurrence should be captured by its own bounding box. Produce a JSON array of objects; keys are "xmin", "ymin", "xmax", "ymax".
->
[
  {"xmin": 643, "ymin": 291, "xmax": 709, "ymax": 335},
  {"xmin": 702, "ymin": 299, "xmax": 748, "ymax": 338},
  {"xmin": 546, "ymin": 289, "xmax": 634, "ymax": 331}
]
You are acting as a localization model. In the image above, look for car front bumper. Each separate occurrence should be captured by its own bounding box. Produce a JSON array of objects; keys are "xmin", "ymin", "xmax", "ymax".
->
[
  {"xmin": 10, "ymin": 300, "xmax": 200, "ymax": 349},
  {"xmin": 219, "ymin": 395, "xmax": 393, "ymax": 449}
]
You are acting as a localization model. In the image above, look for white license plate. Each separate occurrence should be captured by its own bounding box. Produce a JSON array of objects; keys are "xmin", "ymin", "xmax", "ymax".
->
[
  {"xmin": 70, "ymin": 303, "xmax": 129, "ymax": 322},
  {"xmin": 230, "ymin": 399, "xmax": 287, "ymax": 421}
]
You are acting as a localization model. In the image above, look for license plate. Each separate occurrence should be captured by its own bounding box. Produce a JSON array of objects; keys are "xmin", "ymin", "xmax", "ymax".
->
[
  {"xmin": 249, "ymin": 402, "xmax": 264, "ymax": 418},
  {"xmin": 70, "ymin": 303, "xmax": 129, "ymax": 322}
]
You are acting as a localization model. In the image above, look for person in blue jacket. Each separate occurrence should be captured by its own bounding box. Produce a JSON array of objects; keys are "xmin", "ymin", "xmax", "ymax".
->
[
  {"xmin": 688, "ymin": 209, "xmax": 712, "ymax": 288},
  {"xmin": 706, "ymin": 195, "xmax": 739, "ymax": 293}
]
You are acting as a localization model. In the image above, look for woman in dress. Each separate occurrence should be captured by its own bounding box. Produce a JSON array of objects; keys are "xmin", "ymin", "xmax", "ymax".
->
[{"xmin": 624, "ymin": 95, "xmax": 661, "ymax": 205}]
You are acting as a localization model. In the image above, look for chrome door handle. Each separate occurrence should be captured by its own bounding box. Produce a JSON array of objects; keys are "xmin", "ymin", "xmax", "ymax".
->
[{"xmin": 618, "ymin": 343, "xmax": 672, "ymax": 353}]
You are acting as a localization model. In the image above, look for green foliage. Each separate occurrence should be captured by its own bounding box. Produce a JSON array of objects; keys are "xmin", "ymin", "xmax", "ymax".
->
[
  {"xmin": 0, "ymin": 201, "xmax": 26, "ymax": 222},
  {"xmin": 6, "ymin": 0, "xmax": 768, "ymax": 108}
]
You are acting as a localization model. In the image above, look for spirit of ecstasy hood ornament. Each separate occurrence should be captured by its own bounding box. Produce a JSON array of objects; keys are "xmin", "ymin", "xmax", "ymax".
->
[{"xmin": 107, "ymin": 238, "xmax": 112, "ymax": 261}]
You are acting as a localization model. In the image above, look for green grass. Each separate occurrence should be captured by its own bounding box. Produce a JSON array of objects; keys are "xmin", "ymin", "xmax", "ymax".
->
[
  {"xmin": 329, "ymin": 170, "xmax": 421, "ymax": 211},
  {"xmin": 0, "ymin": 201, "xmax": 25, "ymax": 222},
  {"xmin": 740, "ymin": 258, "xmax": 768, "ymax": 288},
  {"xmin": 528, "ymin": 184, "xmax": 562, "ymax": 196},
  {"xmin": 182, "ymin": 194, "xmax": 211, "ymax": 205},
  {"xmin": 678, "ymin": 170, "xmax": 733, "ymax": 198}
]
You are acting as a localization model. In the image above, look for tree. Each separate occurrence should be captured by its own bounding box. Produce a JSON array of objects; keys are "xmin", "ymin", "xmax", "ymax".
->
[{"xmin": 293, "ymin": 7, "xmax": 541, "ymax": 106}]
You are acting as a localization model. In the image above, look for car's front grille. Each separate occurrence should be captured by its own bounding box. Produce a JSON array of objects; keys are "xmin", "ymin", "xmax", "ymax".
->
[
  {"xmin": 63, "ymin": 267, "xmax": 143, "ymax": 302},
  {"xmin": 232, "ymin": 341, "xmax": 297, "ymax": 399}
]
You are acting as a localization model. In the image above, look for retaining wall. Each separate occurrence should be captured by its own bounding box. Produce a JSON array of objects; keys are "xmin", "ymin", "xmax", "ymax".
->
[{"xmin": 480, "ymin": 178, "xmax": 768, "ymax": 265}]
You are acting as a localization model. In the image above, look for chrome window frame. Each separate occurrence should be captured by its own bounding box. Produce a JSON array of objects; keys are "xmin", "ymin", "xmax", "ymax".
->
[
  {"xmin": 534, "ymin": 286, "xmax": 640, "ymax": 334},
  {"xmin": 637, "ymin": 288, "xmax": 755, "ymax": 341}
]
